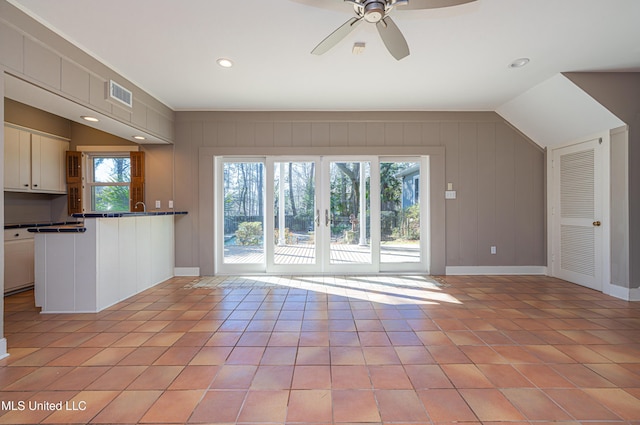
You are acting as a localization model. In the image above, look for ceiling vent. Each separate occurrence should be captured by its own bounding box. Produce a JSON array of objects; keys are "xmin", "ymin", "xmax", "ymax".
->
[{"xmin": 106, "ymin": 79, "xmax": 133, "ymax": 109}]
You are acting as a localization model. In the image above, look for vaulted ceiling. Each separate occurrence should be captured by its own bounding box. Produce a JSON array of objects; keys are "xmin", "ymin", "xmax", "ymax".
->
[{"xmin": 6, "ymin": 0, "xmax": 640, "ymax": 146}]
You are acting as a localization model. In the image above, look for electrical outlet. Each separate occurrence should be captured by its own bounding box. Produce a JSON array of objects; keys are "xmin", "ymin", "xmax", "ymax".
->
[
  {"xmin": 168, "ymin": 200, "xmax": 174, "ymax": 209},
  {"xmin": 155, "ymin": 200, "xmax": 161, "ymax": 209},
  {"xmin": 490, "ymin": 246, "xmax": 497, "ymax": 255}
]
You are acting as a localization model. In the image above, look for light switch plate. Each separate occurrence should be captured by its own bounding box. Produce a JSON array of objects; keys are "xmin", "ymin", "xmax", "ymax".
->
[
  {"xmin": 169, "ymin": 200, "xmax": 174, "ymax": 209},
  {"xmin": 155, "ymin": 200, "xmax": 161, "ymax": 209},
  {"xmin": 445, "ymin": 190, "xmax": 457, "ymax": 200}
]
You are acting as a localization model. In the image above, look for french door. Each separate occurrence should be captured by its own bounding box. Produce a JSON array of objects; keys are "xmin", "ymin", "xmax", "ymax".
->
[{"xmin": 216, "ymin": 156, "xmax": 428, "ymax": 274}]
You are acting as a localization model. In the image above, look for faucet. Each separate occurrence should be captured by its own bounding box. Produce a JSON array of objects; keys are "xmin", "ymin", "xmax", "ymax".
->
[{"xmin": 134, "ymin": 201, "xmax": 146, "ymax": 212}]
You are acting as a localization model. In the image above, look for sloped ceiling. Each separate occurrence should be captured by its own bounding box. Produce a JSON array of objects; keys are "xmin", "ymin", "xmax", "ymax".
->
[{"xmin": 496, "ymin": 74, "xmax": 625, "ymax": 148}]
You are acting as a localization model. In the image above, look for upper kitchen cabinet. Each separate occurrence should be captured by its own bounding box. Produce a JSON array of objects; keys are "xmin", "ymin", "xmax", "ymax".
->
[{"xmin": 4, "ymin": 124, "xmax": 69, "ymax": 194}]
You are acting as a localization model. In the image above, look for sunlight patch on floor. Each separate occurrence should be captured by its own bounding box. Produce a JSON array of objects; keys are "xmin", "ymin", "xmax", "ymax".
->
[{"xmin": 187, "ymin": 275, "xmax": 461, "ymax": 305}]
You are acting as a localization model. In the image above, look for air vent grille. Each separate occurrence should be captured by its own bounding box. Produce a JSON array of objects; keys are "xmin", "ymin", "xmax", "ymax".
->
[{"xmin": 106, "ymin": 80, "xmax": 133, "ymax": 108}]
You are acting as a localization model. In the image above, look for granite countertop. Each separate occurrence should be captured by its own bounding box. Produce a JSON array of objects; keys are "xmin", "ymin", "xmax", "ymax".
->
[
  {"xmin": 28, "ymin": 224, "xmax": 86, "ymax": 233},
  {"xmin": 4, "ymin": 221, "xmax": 81, "ymax": 230},
  {"xmin": 7, "ymin": 212, "xmax": 188, "ymax": 234},
  {"xmin": 71, "ymin": 211, "xmax": 188, "ymax": 218}
]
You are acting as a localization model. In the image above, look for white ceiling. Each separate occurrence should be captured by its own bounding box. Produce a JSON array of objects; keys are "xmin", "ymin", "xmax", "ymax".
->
[
  {"xmin": 7, "ymin": 0, "xmax": 640, "ymax": 114},
  {"xmin": 497, "ymin": 74, "xmax": 625, "ymax": 147}
]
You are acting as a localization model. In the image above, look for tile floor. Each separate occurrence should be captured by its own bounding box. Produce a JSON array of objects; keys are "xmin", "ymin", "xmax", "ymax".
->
[{"xmin": 1, "ymin": 274, "xmax": 639, "ymax": 424}]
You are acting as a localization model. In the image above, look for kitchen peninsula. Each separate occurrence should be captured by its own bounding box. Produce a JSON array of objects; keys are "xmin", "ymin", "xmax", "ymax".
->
[{"xmin": 29, "ymin": 211, "xmax": 187, "ymax": 313}]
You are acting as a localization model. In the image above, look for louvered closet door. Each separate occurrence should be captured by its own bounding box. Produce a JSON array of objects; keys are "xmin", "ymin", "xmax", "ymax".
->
[{"xmin": 553, "ymin": 139, "xmax": 602, "ymax": 291}]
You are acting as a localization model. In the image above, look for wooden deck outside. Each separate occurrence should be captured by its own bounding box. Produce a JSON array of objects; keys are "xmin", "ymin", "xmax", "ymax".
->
[{"xmin": 223, "ymin": 243, "xmax": 420, "ymax": 264}]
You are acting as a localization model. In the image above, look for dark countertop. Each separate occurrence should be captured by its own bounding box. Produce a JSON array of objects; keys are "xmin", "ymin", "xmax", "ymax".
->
[
  {"xmin": 71, "ymin": 211, "xmax": 188, "ymax": 218},
  {"xmin": 4, "ymin": 221, "xmax": 81, "ymax": 230},
  {"xmin": 9, "ymin": 212, "xmax": 187, "ymax": 234},
  {"xmin": 28, "ymin": 225, "xmax": 86, "ymax": 233}
]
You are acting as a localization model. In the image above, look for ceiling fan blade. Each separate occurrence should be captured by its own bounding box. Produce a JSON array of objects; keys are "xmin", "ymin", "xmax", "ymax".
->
[
  {"xmin": 312, "ymin": 17, "xmax": 363, "ymax": 55},
  {"xmin": 376, "ymin": 17, "xmax": 410, "ymax": 60},
  {"xmin": 398, "ymin": 0, "xmax": 476, "ymax": 10}
]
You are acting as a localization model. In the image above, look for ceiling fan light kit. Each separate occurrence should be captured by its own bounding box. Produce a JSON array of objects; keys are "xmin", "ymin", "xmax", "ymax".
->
[
  {"xmin": 310, "ymin": 0, "xmax": 477, "ymax": 60},
  {"xmin": 352, "ymin": 42, "xmax": 367, "ymax": 54}
]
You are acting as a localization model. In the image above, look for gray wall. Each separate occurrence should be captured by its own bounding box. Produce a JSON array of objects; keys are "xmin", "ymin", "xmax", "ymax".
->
[
  {"xmin": 174, "ymin": 111, "xmax": 546, "ymax": 275},
  {"xmin": 565, "ymin": 72, "xmax": 640, "ymax": 289}
]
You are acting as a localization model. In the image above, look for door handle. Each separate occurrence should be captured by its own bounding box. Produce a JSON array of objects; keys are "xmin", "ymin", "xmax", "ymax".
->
[
  {"xmin": 315, "ymin": 209, "xmax": 320, "ymax": 228},
  {"xmin": 325, "ymin": 210, "xmax": 330, "ymax": 227},
  {"xmin": 593, "ymin": 221, "xmax": 601, "ymax": 227}
]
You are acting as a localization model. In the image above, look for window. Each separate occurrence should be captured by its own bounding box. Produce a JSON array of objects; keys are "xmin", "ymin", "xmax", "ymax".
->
[
  {"xmin": 86, "ymin": 154, "xmax": 131, "ymax": 212},
  {"xmin": 66, "ymin": 148, "xmax": 144, "ymax": 215}
]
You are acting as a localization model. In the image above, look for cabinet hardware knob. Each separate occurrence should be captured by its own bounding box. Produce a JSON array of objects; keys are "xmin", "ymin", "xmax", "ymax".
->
[{"xmin": 14, "ymin": 233, "xmax": 19, "ymax": 237}]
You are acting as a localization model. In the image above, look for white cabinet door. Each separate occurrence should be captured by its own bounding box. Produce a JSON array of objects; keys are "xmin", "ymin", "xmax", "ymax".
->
[
  {"xmin": 4, "ymin": 229, "xmax": 35, "ymax": 294},
  {"xmin": 31, "ymin": 134, "xmax": 69, "ymax": 192},
  {"xmin": 3, "ymin": 126, "xmax": 31, "ymax": 191},
  {"xmin": 4, "ymin": 125, "xmax": 69, "ymax": 193}
]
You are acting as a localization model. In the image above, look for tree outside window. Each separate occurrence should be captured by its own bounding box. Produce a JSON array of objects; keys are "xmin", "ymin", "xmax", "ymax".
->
[{"xmin": 89, "ymin": 156, "xmax": 131, "ymax": 211}]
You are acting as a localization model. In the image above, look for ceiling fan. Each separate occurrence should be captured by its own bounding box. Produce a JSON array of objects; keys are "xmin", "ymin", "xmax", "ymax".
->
[{"xmin": 309, "ymin": 0, "xmax": 477, "ymax": 60}]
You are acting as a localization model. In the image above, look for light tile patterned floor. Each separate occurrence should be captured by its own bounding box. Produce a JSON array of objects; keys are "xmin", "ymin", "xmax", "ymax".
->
[{"xmin": 1, "ymin": 274, "xmax": 640, "ymax": 424}]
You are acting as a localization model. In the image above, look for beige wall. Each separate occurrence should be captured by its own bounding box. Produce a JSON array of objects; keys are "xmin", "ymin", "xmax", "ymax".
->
[
  {"xmin": 5, "ymin": 98, "xmax": 71, "ymax": 138},
  {"xmin": 174, "ymin": 111, "xmax": 546, "ymax": 275}
]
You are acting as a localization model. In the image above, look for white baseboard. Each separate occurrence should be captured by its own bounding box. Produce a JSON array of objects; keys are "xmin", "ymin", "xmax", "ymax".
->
[
  {"xmin": 603, "ymin": 284, "xmax": 640, "ymax": 301},
  {"xmin": 445, "ymin": 266, "xmax": 548, "ymax": 275},
  {"xmin": 174, "ymin": 267, "xmax": 200, "ymax": 276},
  {"xmin": 0, "ymin": 338, "xmax": 8, "ymax": 360}
]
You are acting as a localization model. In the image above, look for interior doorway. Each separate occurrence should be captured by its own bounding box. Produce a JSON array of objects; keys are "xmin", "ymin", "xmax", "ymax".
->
[{"xmin": 549, "ymin": 136, "xmax": 609, "ymax": 292}]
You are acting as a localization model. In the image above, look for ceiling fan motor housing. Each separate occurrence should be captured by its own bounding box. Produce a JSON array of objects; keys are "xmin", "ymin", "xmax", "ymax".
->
[{"xmin": 362, "ymin": 0, "xmax": 386, "ymax": 22}]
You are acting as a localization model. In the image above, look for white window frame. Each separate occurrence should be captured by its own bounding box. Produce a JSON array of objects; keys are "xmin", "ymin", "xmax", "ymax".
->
[{"xmin": 77, "ymin": 146, "xmax": 138, "ymax": 213}]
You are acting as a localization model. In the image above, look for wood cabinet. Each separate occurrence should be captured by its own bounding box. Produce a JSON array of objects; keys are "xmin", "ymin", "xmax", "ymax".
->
[
  {"xmin": 4, "ymin": 125, "xmax": 69, "ymax": 194},
  {"xmin": 4, "ymin": 228, "xmax": 35, "ymax": 294}
]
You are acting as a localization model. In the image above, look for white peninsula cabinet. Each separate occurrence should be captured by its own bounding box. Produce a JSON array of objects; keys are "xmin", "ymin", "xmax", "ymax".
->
[
  {"xmin": 32, "ymin": 213, "xmax": 184, "ymax": 313},
  {"xmin": 4, "ymin": 228, "xmax": 35, "ymax": 294},
  {"xmin": 4, "ymin": 124, "xmax": 69, "ymax": 193}
]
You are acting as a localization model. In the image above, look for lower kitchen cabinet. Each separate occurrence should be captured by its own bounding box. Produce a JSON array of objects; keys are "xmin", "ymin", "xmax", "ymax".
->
[{"xmin": 4, "ymin": 228, "xmax": 35, "ymax": 294}]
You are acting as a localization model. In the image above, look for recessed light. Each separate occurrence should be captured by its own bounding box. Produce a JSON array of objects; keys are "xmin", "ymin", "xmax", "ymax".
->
[
  {"xmin": 216, "ymin": 58, "xmax": 233, "ymax": 68},
  {"xmin": 81, "ymin": 115, "xmax": 99, "ymax": 122},
  {"xmin": 509, "ymin": 58, "xmax": 530, "ymax": 68},
  {"xmin": 133, "ymin": 135, "xmax": 146, "ymax": 140}
]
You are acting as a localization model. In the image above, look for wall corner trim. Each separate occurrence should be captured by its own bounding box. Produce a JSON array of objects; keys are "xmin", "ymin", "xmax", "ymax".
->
[
  {"xmin": 174, "ymin": 267, "xmax": 200, "ymax": 276},
  {"xmin": 445, "ymin": 266, "xmax": 548, "ymax": 275},
  {"xmin": 0, "ymin": 338, "xmax": 8, "ymax": 360}
]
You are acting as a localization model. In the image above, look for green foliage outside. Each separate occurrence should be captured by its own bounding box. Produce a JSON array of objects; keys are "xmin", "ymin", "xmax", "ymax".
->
[
  {"xmin": 92, "ymin": 156, "xmax": 131, "ymax": 212},
  {"xmin": 274, "ymin": 227, "xmax": 295, "ymax": 244},
  {"xmin": 93, "ymin": 185, "xmax": 130, "ymax": 212},
  {"xmin": 236, "ymin": 221, "xmax": 263, "ymax": 245},
  {"xmin": 391, "ymin": 204, "xmax": 420, "ymax": 241}
]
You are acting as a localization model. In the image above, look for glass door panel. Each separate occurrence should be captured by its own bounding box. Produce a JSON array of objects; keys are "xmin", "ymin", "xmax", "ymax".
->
[
  {"xmin": 221, "ymin": 160, "xmax": 266, "ymax": 267},
  {"xmin": 380, "ymin": 161, "xmax": 421, "ymax": 264},
  {"xmin": 327, "ymin": 160, "xmax": 372, "ymax": 266},
  {"xmin": 272, "ymin": 161, "xmax": 317, "ymax": 267}
]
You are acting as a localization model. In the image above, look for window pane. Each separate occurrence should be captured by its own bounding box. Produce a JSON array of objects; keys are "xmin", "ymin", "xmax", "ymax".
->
[
  {"xmin": 93, "ymin": 157, "xmax": 131, "ymax": 183},
  {"xmin": 380, "ymin": 161, "xmax": 420, "ymax": 263},
  {"xmin": 222, "ymin": 162, "xmax": 265, "ymax": 264},
  {"xmin": 92, "ymin": 186, "xmax": 130, "ymax": 212}
]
